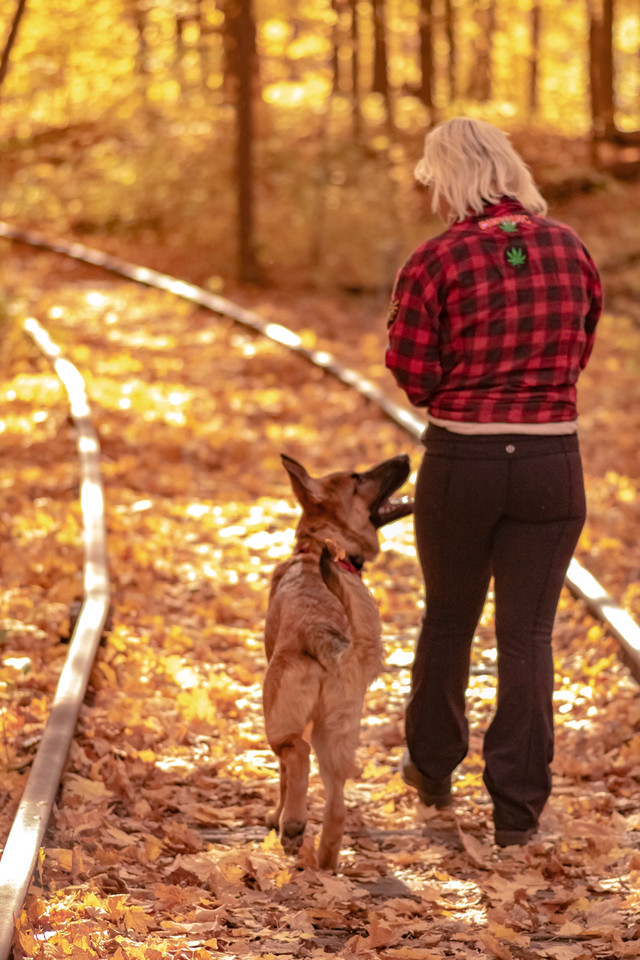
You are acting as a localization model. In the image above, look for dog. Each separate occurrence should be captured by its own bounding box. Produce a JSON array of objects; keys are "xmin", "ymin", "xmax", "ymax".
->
[{"xmin": 263, "ymin": 453, "xmax": 412, "ymax": 870}]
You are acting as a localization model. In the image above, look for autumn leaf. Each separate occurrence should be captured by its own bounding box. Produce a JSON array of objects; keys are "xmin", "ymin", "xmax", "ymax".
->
[
  {"xmin": 456, "ymin": 824, "xmax": 493, "ymax": 868},
  {"xmin": 476, "ymin": 929, "xmax": 514, "ymax": 959},
  {"xmin": 364, "ymin": 917, "xmax": 404, "ymax": 947},
  {"xmin": 382, "ymin": 949, "xmax": 443, "ymax": 959},
  {"xmin": 124, "ymin": 906, "xmax": 153, "ymax": 934}
]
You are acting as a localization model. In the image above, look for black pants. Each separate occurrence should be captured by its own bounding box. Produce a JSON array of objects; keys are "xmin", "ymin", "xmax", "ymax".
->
[{"xmin": 406, "ymin": 425, "xmax": 586, "ymax": 832}]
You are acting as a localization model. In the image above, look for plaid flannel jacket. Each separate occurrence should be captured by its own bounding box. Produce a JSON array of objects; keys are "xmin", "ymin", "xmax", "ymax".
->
[{"xmin": 385, "ymin": 198, "xmax": 602, "ymax": 425}]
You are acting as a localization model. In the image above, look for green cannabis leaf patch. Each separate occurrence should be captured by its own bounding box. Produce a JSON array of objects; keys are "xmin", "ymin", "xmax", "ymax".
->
[
  {"xmin": 499, "ymin": 221, "xmax": 519, "ymax": 233},
  {"xmin": 505, "ymin": 245, "xmax": 528, "ymax": 267}
]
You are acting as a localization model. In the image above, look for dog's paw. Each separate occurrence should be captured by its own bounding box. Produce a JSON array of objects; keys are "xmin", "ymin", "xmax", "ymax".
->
[
  {"xmin": 318, "ymin": 843, "xmax": 340, "ymax": 872},
  {"xmin": 280, "ymin": 819, "xmax": 306, "ymax": 855},
  {"xmin": 265, "ymin": 810, "xmax": 280, "ymax": 831}
]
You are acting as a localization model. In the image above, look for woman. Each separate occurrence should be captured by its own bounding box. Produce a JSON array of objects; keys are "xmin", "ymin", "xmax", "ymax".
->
[{"xmin": 386, "ymin": 117, "xmax": 602, "ymax": 847}]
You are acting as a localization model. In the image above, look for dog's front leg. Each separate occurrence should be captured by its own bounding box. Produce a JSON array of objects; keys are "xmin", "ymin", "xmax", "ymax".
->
[
  {"xmin": 317, "ymin": 777, "xmax": 347, "ymax": 871},
  {"xmin": 264, "ymin": 655, "xmax": 320, "ymax": 856},
  {"xmin": 276, "ymin": 735, "xmax": 310, "ymax": 855},
  {"xmin": 313, "ymin": 716, "xmax": 360, "ymax": 871},
  {"xmin": 266, "ymin": 758, "xmax": 286, "ymax": 831}
]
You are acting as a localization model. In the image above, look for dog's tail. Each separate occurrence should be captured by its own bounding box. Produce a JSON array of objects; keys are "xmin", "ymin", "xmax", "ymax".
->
[
  {"xmin": 319, "ymin": 544, "xmax": 350, "ymax": 608},
  {"xmin": 319, "ymin": 544, "xmax": 382, "ymax": 676}
]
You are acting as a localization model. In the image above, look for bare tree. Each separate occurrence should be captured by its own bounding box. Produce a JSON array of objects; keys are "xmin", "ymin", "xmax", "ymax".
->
[
  {"xmin": 588, "ymin": 0, "xmax": 615, "ymax": 140},
  {"xmin": 444, "ymin": 0, "xmax": 456, "ymax": 100},
  {"xmin": 371, "ymin": 0, "xmax": 389, "ymax": 96},
  {"xmin": 528, "ymin": 3, "xmax": 541, "ymax": 114},
  {"xmin": 224, "ymin": 0, "xmax": 263, "ymax": 283},
  {"xmin": 330, "ymin": 0, "xmax": 341, "ymax": 93},
  {"xmin": 466, "ymin": 0, "xmax": 496, "ymax": 102},
  {"xmin": 417, "ymin": 0, "xmax": 434, "ymax": 108},
  {"xmin": 0, "ymin": 0, "xmax": 28, "ymax": 93},
  {"xmin": 349, "ymin": 0, "xmax": 362, "ymax": 138},
  {"xmin": 122, "ymin": 0, "xmax": 151, "ymax": 105},
  {"xmin": 371, "ymin": 0, "xmax": 393, "ymax": 125}
]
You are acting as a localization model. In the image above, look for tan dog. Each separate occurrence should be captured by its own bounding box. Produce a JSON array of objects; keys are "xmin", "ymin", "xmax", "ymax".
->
[{"xmin": 263, "ymin": 453, "xmax": 412, "ymax": 871}]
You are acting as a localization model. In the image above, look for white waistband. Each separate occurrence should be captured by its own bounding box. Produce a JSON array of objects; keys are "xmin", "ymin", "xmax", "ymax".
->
[{"xmin": 427, "ymin": 415, "xmax": 578, "ymax": 436}]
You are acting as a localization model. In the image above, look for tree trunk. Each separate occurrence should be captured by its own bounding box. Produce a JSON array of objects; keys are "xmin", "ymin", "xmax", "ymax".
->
[
  {"xmin": 417, "ymin": 0, "xmax": 433, "ymax": 107},
  {"xmin": 588, "ymin": 0, "xmax": 616, "ymax": 140},
  {"xmin": 330, "ymin": 0, "xmax": 341, "ymax": 93},
  {"xmin": 371, "ymin": 0, "xmax": 394, "ymax": 126},
  {"xmin": 371, "ymin": 0, "xmax": 389, "ymax": 96},
  {"xmin": 466, "ymin": 0, "xmax": 495, "ymax": 102},
  {"xmin": 194, "ymin": 0, "xmax": 210, "ymax": 88},
  {"xmin": 349, "ymin": 0, "xmax": 361, "ymax": 138},
  {"xmin": 528, "ymin": 3, "xmax": 540, "ymax": 114},
  {"xmin": 129, "ymin": 0, "xmax": 150, "ymax": 95},
  {"xmin": 175, "ymin": 16, "xmax": 186, "ymax": 86},
  {"xmin": 444, "ymin": 0, "xmax": 456, "ymax": 100},
  {"xmin": 0, "ymin": 0, "xmax": 29, "ymax": 92},
  {"xmin": 225, "ymin": 0, "xmax": 263, "ymax": 284}
]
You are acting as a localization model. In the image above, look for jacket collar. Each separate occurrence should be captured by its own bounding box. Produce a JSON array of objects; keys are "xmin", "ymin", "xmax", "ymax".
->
[{"xmin": 466, "ymin": 197, "xmax": 529, "ymax": 223}]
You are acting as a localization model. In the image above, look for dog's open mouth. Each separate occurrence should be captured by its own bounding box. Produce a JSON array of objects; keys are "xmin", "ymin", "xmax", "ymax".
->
[
  {"xmin": 366, "ymin": 454, "xmax": 414, "ymax": 528},
  {"xmin": 373, "ymin": 494, "xmax": 413, "ymax": 527}
]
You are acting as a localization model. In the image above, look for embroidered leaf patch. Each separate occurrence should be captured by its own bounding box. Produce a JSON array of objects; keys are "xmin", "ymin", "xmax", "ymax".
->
[
  {"xmin": 505, "ymin": 245, "xmax": 528, "ymax": 267},
  {"xmin": 499, "ymin": 221, "xmax": 519, "ymax": 233}
]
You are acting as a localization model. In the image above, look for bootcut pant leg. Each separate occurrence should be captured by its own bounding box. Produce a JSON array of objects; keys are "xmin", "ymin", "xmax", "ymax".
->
[
  {"xmin": 483, "ymin": 442, "xmax": 586, "ymax": 832},
  {"xmin": 406, "ymin": 444, "xmax": 506, "ymax": 782}
]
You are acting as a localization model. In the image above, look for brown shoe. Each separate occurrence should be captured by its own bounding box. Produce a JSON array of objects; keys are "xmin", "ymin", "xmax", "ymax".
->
[
  {"xmin": 494, "ymin": 826, "xmax": 537, "ymax": 847},
  {"xmin": 401, "ymin": 751, "xmax": 452, "ymax": 809}
]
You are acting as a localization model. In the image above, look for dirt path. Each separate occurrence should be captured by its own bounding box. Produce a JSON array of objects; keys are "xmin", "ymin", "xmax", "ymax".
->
[{"xmin": 1, "ymin": 250, "xmax": 640, "ymax": 959}]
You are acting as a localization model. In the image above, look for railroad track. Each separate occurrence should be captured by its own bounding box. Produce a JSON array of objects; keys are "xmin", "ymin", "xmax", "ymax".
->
[
  {"xmin": 0, "ymin": 223, "xmax": 639, "ymax": 954},
  {"xmin": 0, "ymin": 317, "xmax": 110, "ymax": 953}
]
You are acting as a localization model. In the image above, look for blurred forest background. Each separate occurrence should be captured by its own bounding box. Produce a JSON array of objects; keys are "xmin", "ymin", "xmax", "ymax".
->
[
  {"xmin": 0, "ymin": 0, "xmax": 639, "ymax": 298},
  {"xmin": 4, "ymin": 4, "xmax": 640, "ymax": 948}
]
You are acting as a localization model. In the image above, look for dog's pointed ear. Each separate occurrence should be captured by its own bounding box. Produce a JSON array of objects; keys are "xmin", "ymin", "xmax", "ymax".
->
[{"xmin": 281, "ymin": 454, "xmax": 322, "ymax": 507}]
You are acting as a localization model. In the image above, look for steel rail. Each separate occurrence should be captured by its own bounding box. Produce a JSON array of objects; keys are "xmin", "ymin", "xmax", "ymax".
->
[
  {"xmin": 0, "ymin": 318, "xmax": 110, "ymax": 957},
  {"xmin": 1, "ymin": 221, "xmax": 638, "ymax": 678}
]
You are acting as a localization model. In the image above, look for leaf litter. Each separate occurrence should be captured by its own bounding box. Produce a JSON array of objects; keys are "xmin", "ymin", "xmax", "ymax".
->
[{"xmin": 0, "ymin": 249, "xmax": 640, "ymax": 959}]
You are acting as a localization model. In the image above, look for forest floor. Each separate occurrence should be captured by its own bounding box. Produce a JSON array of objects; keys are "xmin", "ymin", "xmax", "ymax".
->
[{"xmin": 1, "ymin": 197, "xmax": 640, "ymax": 960}]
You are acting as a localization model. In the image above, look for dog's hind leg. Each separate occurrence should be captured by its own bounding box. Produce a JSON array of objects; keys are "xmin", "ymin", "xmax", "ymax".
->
[
  {"xmin": 273, "ymin": 734, "xmax": 311, "ymax": 855},
  {"xmin": 263, "ymin": 657, "xmax": 321, "ymax": 855},
  {"xmin": 265, "ymin": 758, "xmax": 286, "ymax": 831},
  {"xmin": 312, "ymin": 713, "xmax": 361, "ymax": 871}
]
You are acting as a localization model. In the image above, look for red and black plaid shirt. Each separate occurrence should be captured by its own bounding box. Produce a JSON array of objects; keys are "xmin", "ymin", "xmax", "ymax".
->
[{"xmin": 385, "ymin": 198, "xmax": 602, "ymax": 425}]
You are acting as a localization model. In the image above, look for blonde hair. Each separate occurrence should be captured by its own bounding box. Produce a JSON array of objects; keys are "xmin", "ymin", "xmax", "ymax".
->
[{"xmin": 414, "ymin": 117, "xmax": 548, "ymax": 223}]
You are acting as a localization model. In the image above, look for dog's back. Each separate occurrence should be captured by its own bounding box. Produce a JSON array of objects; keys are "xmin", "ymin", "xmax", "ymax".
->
[{"xmin": 265, "ymin": 547, "xmax": 381, "ymax": 678}]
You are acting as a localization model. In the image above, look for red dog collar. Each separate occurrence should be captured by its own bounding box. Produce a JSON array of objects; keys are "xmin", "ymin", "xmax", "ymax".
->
[{"xmin": 336, "ymin": 556, "xmax": 363, "ymax": 577}]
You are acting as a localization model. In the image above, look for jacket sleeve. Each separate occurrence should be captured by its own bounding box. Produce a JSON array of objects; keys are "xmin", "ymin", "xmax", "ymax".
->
[
  {"xmin": 579, "ymin": 249, "xmax": 603, "ymax": 370},
  {"xmin": 385, "ymin": 257, "xmax": 443, "ymax": 408}
]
